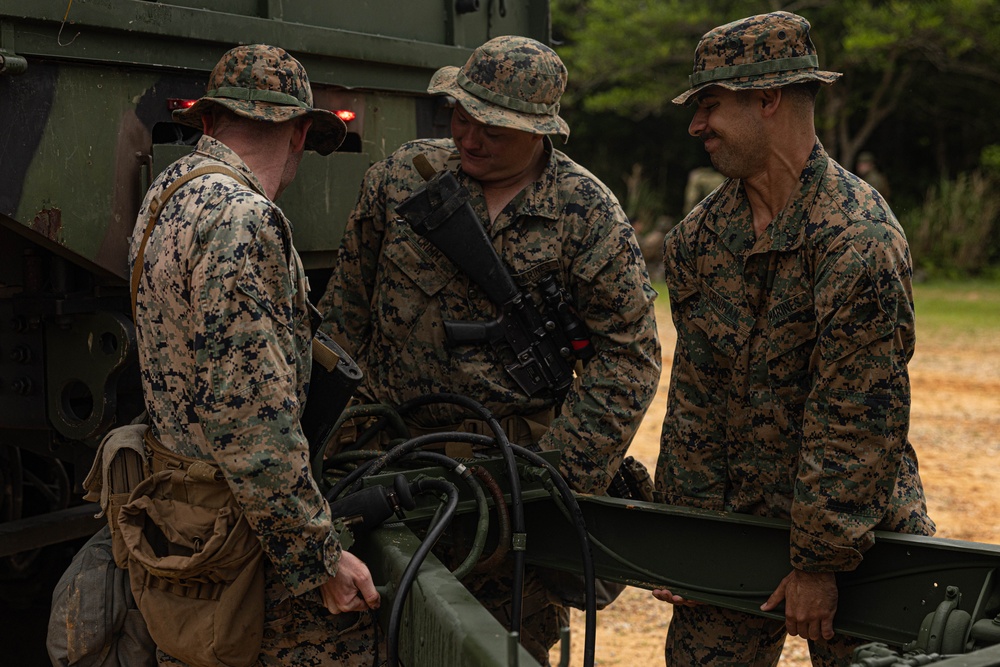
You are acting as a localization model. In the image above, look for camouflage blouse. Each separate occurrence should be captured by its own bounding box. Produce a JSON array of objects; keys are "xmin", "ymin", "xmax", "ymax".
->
[
  {"xmin": 655, "ymin": 141, "xmax": 935, "ymax": 572},
  {"xmin": 129, "ymin": 135, "xmax": 342, "ymax": 595},
  {"xmin": 320, "ymin": 138, "xmax": 661, "ymax": 495}
]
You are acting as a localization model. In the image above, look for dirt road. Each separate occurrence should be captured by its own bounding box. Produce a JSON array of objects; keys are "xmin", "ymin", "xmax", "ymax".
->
[{"xmin": 552, "ymin": 298, "xmax": 1000, "ymax": 666}]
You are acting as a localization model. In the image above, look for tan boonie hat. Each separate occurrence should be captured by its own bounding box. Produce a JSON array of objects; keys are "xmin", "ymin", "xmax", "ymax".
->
[
  {"xmin": 673, "ymin": 11, "xmax": 842, "ymax": 105},
  {"xmin": 174, "ymin": 44, "xmax": 347, "ymax": 155},
  {"xmin": 428, "ymin": 35, "xmax": 570, "ymax": 139}
]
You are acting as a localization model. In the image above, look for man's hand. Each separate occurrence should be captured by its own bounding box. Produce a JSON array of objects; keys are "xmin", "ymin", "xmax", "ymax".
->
[
  {"xmin": 319, "ymin": 551, "xmax": 380, "ymax": 614},
  {"xmin": 651, "ymin": 588, "xmax": 701, "ymax": 608},
  {"xmin": 760, "ymin": 569, "xmax": 837, "ymax": 640}
]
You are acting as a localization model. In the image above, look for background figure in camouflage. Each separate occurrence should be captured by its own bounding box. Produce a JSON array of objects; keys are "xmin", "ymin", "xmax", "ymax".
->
[
  {"xmin": 652, "ymin": 12, "xmax": 935, "ymax": 667},
  {"xmin": 318, "ymin": 35, "xmax": 661, "ymax": 664},
  {"xmin": 855, "ymin": 151, "xmax": 892, "ymax": 201},
  {"xmin": 682, "ymin": 165, "xmax": 726, "ymax": 215},
  {"xmin": 129, "ymin": 44, "xmax": 380, "ymax": 665}
]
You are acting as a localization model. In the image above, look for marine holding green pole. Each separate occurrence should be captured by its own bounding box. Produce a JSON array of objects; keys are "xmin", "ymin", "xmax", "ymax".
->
[{"xmin": 652, "ymin": 12, "xmax": 936, "ymax": 666}]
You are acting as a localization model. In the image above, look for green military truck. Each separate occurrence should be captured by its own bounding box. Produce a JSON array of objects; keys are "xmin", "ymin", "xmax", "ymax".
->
[
  {"xmin": 0, "ymin": 1, "xmax": 548, "ymax": 663},
  {"xmin": 7, "ymin": 4, "xmax": 1000, "ymax": 667},
  {"xmin": 0, "ymin": 0, "xmax": 548, "ymax": 559}
]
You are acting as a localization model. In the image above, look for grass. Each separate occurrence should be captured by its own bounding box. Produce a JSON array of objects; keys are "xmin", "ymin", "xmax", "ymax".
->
[
  {"xmin": 913, "ymin": 279, "xmax": 1000, "ymax": 340},
  {"xmin": 650, "ymin": 278, "xmax": 1000, "ymax": 341}
]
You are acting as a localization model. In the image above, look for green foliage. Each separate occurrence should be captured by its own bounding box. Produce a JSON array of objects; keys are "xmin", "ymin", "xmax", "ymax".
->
[
  {"xmin": 554, "ymin": 0, "xmax": 770, "ymax": 117},
  {"xmin": 551, "ymin": 0, "xmax": 1000, "ymax": 257},
  {"xmin": 912, "ymin": 280, "xmax": 1000, "ymax": 341},
  {"xmin": 901, "ymin": 171, "xmax": 1000, "ymax": 278},
  {"xmin": 981, "ymin": 145, "xmax": 1000, "ymax": 177}
]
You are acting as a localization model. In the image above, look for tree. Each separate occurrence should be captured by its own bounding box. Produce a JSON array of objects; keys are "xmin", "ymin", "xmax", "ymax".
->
[{"xmin": 552, "ymin": 0, "xmax": 1000, "ymax": 215}]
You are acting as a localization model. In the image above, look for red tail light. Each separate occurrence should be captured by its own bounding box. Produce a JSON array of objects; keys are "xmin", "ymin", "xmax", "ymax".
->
[{"xmin": 167, "ymin": 98, "xmax": 197, "ymax": 111}]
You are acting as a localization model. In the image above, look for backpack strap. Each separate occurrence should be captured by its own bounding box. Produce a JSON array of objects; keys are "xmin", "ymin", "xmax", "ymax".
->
[{"xmin": 131, "ymin": 165, "xmax": 249, "ymax": 321}]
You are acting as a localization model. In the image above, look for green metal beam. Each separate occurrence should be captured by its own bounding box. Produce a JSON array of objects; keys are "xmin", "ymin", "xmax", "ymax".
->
[
  {"xmin": 928, "ymin": 644, "xmax": 1000, "ymax": 666},
  {"xmin": 358, "ymin": 459, "xmax": 1000, "ymax": 652},
  {"xmin": 0, "ymin": 503, "xmax": 102, "ymax": 557},
  {"xmin": 522, "ymin": 495, "xmax": 1000, "ymax": 649},
  {"xmin": 354, "ymin": 524, "xmax": 544, "ymax": 667}
]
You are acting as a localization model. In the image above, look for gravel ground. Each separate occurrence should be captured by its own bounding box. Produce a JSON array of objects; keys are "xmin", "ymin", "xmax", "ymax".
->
[{"xmin": 551, "ymin": 299, "xmax": 1000, "ymax": 667}]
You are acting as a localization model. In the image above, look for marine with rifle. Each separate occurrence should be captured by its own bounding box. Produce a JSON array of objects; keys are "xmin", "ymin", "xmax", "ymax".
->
[{"xmin": 317, "ymin": 34, "xmax": 661, "ymax": 665}]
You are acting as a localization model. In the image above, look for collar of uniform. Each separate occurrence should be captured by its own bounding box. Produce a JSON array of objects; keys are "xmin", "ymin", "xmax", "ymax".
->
[
  {"xmin": 493, "ymin": 137, "xmax": 560, "ymax": 237},
  {"xmin": 703, "ymin": 140, "xmax": 827, "ymax": 256},
  {"xmin": 701, "ymin": 180, "xmax": 754, "ymax": 260},
  {"xmin": 191, "ymin": 134, "xmax": 268, "ymax": 199},
  {"xmin": 764, "ymin": 140, "xmax": 828, "ymax": 253}
]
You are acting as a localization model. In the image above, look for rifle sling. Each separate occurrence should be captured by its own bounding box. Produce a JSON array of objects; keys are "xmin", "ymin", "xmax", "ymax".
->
[{"xmin": 131, "ymin": 165, "xmax": 249, "ymax": 322}]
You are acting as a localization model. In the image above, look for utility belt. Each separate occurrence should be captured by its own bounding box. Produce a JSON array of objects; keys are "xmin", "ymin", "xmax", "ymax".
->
[
  {"xmin": 144, "ymin": 429, "xmax": 226, "ymax": 480},
  {"xmin": 404, "ymin": 408, "xmax": 555, "ymax": 457},
  {"xmin": 330, "ymin": 398, "xmax": 555, "ymax": 458}
]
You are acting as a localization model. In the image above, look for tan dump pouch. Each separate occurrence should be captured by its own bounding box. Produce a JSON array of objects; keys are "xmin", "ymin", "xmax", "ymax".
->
[{"xmin": 118, "ymin": 438, "xmax": 264, "ymax": 667}]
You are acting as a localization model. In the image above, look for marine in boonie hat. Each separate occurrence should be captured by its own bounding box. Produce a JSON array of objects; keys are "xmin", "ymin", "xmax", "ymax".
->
[
  {"xmin": 174, "ymin": 44, "xmax": 347, "ymax": 156},
  {"xmin": 428, "ymin": 35, "xmax": 570, "ymax": 139},
  {"xmin": 673, "ymin": 11, "xmax": 842, "ymax": 105}
]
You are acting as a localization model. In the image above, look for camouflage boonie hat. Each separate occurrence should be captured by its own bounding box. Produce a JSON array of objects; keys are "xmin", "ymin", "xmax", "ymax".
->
[
  {"xmin": 428, "ymin": 35, "xmax": 570, "ymax": 139},
  {"xmin": 174, "ymin": 44, "xmax": 347, "ymax": 155},
  {"xmin": 673, "ymin": 11, "xmax": 842, "ymax": 105}
]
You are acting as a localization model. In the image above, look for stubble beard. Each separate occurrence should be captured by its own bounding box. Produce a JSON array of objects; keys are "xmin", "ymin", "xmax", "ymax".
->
[{"xmin": 708, "ymin": 116, "xmax": 767, "ymax": 180}]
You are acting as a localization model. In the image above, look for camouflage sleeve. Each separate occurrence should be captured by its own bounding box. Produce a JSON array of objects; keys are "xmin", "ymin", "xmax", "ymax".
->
[
  {"xmin": 790, "ymin": 223, "xmax": 915, "ymax": 572},
  {"xmin": 190, "ymin": 195, "xmax": 342, "ymax": 595},
  {"xmin": 317, "ymin": 159, "xmax": 389, "ymax": 355},
  {"xmin": 538, "ymin": 200, "xmax": 662, "ymax": 495},
  {"xmin": 653, "ymin": 221, "xmax": 730, "ymax": 508}
]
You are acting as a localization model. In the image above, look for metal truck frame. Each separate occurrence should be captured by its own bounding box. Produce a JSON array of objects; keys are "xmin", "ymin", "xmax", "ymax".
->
[{"xmin": 3, "ymin": 3, "xmax": 1000, "ymax": 666}]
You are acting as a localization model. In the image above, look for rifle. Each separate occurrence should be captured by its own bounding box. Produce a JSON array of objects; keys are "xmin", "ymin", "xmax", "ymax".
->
[
  {"xmin": 301, "ymin": 329, "xmax": 363, "ymax": 457},
  {"xmin": 394, "ymin": 155, "xmax": 594, "ymax": 398}
]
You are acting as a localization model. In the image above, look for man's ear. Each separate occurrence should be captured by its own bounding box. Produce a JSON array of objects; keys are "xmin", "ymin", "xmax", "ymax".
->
[
  {"xmin": 759, "ymin": 88, "xmax": 781, "ymax": 117},
  {"xmin": 201, "ymin": 110, "xmax": 215, "ymax": 136},
  {"xmin": 291, "ymin": 117, "xmax": 312, "ymax": 152}
]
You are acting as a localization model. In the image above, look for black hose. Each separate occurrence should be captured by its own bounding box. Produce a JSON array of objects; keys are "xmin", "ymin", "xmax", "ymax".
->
[
  {"xmin": 469, "ymin": 465, "xmax": 512, "ymax": 574},
  {"xmin": 323, "ymin": 394, "xmax": 586, "ymax": 662},
  {"xmin": 325, "ymin": 456, "xmax": 380, "ymax": 502},
  {"xmin": 386, "ymin": 478, "xmax": 460, "ymax": 667},
  {"xmin": 398, "ymin": 450, "xmax": 491, "ymax": 580},
  {"xmin": 394, "ymin": 393, "xmax": 528, "ymax": 636}
]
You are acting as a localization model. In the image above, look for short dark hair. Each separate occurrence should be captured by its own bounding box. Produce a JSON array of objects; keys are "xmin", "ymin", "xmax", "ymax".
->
[
  {"xmin": 783, "ymin": 81, "xmax": 821, "ymax": 102},
  {"xmin": 782, "ymin": 81, "xmax": 820, "ymax": 116}
]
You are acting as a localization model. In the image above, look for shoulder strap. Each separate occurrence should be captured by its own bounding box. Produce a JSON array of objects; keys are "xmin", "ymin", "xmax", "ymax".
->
[{"xmin": 131, "ymin": 165, "xmax": 249, "ymax": 322}]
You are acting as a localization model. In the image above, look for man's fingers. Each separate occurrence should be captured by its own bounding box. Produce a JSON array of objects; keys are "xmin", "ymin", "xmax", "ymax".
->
[
  {"xmin": 651, "ymin": 588, "xmax": 676, "ymax": 602},
  {"xmin": 822, "ymin": 616, "xmax": 835, "ymax": 640},
  {"xmin": 651, "ymin": 589, "xmax": 701, "ymax": 607},
  {"xmin": 760, "ymin": 578, "xmax": 787, "ymax": 612},
  {"xmin": 354, "ymin": 574, "xmax": 380, "ymax": 609}
]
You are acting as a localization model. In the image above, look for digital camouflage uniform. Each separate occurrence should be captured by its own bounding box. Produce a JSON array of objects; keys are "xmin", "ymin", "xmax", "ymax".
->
[
  {"xmin": 658, "ymin": 13, "xmax": 934, "ymax": 667},
  {"xmin": 318, "ymin": 36, "xmax": 661, "ymax": 665},
  {"xmin": 130, "ymin": 45, "xmax": 375, "ymax": 666},
  {"xmin": 319, "ymin": 135, "xmax": 661, "ymax": 663}
]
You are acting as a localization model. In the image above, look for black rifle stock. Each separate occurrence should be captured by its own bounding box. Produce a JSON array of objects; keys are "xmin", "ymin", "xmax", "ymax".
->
[
  {"xmin": 301, "ymin": 329, "xmax": 363, "ymax": 457},
  {"xmin": 394, "ymin": 158, "xmax": 580, "ymax": 397}
]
